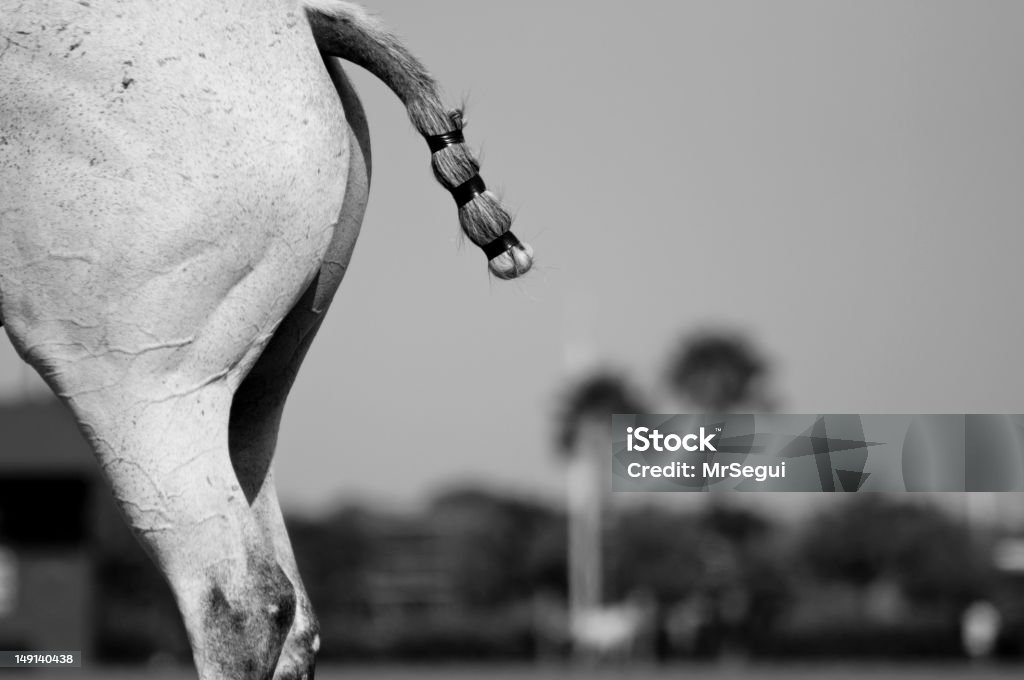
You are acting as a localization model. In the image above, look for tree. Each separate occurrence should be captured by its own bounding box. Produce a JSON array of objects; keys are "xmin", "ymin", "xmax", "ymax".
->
[
  {"xmin": 666, "ymin": 331, "xmax": 774, "ymax": 412},
  {"xmin": 799, "ymin": 496, "xmax": 991, "ymax": 610}
]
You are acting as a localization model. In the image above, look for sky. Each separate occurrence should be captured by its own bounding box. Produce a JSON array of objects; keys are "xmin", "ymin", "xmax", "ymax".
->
[{"xmin": 3, "ymin": 0, "xmax": 1024, "ymax": 515}]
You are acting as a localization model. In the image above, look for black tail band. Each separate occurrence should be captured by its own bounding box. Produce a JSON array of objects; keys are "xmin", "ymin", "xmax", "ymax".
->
[
  {"xmin": 482, "ymin": 231, "xmax": 522, "ymax": 260},
  {"xmin": 426, "ymin": 129, "xmax": 465, "ymax": 153},
  {"xmin": 452, "ymin": 175, "xmax": 487, "ymax": 207}
]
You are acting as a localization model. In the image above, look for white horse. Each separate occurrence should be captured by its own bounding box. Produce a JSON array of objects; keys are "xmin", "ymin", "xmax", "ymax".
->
[{"xmin": 0, "ymin": 1, "xmax": 532, "ymax": 677}]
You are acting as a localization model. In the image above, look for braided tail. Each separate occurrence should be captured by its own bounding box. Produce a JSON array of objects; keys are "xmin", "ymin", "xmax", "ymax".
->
[{"xmin": 304, "ymin": 1, "xmax": 534, "ymax": 279}]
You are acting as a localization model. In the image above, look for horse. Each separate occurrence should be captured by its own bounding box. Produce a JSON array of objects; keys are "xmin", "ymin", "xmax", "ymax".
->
[{"xmin": 0, "ymin": 1, "xmax": 533, "ymax": 677}]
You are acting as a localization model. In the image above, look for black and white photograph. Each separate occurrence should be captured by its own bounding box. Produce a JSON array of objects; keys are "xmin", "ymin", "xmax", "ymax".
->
[{"xmin": 2, "ymin": 1, "xmax": 1024, "ymax": 679}]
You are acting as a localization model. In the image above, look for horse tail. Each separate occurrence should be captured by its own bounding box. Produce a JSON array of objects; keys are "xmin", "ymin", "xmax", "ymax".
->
[{"xmin": 304, "ymin": 1, "xmax": 533, "ymax": 280}]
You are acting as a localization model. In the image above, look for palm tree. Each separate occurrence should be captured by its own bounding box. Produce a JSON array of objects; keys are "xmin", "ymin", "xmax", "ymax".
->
[{"xmin": 554, "ymin": 373, "xmax": 646, "ymax": 652}]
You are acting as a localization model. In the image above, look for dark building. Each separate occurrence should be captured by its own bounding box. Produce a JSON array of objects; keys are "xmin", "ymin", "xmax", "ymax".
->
[{"xmin": 0, "ymin": 399, "xmax": 99, "ymax": 656}]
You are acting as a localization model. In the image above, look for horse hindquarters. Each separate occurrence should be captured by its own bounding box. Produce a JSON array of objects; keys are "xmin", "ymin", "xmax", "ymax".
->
[{"xmin": 0, "ymin": 4, "xmax": 357, "ymax": 678}]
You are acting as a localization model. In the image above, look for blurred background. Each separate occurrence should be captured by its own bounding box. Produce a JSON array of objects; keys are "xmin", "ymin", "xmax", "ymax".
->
[{"xmin": 3, "ymin": 0, "xmax": 1024, "ymax": 677}]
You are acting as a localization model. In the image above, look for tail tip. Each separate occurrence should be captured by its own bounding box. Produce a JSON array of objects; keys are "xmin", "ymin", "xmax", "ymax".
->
[{"xmin": 488, "ymin": 241, "xmax": 534, "ymax": 280}]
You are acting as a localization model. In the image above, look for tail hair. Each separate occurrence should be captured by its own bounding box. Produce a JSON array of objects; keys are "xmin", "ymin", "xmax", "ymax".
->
[{"xmin": 304, "ymin": 0, "xmax": 533, "ymax": 279}]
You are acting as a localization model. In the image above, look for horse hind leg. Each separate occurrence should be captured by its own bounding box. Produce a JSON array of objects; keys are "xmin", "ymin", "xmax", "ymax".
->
[
  {"xmin": 229, "ymin": 289, "xmax": 334, "ymax": 680},
  {"xmin": 230, "ymin": 359, "xmax": 324, "ymax": 680},
  {"xmin": 72, "ymin": 383, "xmax": 296, "ymax": 680},
  {"xmin": 227, "ymin": 279, "xmax": 346, "ymax": 680},
  {"xmin": 227, "ymin": 60, "xmax": 371, "ymax": 680}
]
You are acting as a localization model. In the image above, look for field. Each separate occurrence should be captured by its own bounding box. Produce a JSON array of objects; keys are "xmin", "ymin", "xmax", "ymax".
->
[{"xmin": 6, "ymin": 663, "xmax": 1024, "ymax": 680}]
